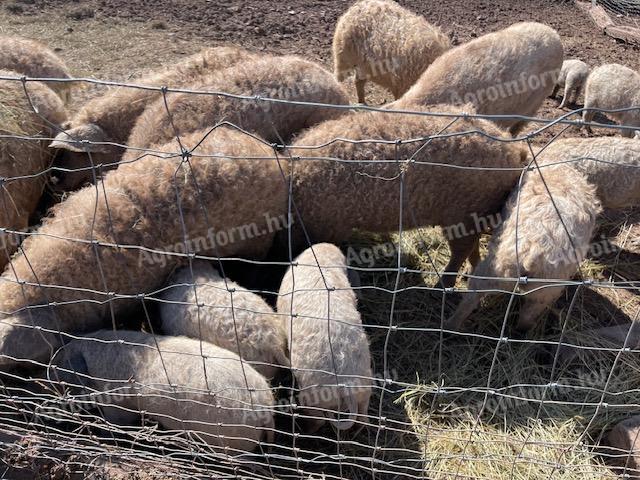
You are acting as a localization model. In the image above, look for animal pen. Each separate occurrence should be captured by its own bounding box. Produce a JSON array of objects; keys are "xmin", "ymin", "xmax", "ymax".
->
[{"xmin": 1, "ymin": 27, "xmax": 640, "ymax": 480}]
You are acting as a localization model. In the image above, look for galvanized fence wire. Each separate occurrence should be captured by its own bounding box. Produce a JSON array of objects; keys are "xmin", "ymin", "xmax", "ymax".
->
[
  {"xmin": 597, "ymin": 0, "xmax": 640, "ymax": 17},
  {"xmin": 0, "ymin": 73, "xmax": 639, "ymax": 479},
  {"xmin": 596, "ymin": 0, "xmax": 640, "ymax": 37}
]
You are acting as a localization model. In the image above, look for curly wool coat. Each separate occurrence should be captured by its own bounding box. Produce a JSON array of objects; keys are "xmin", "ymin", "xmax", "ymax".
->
[
  {"xmin": 0, "ymin": 126, "xmax": 288, "ymax": 369},
  {"xmin": 0, "ymin": 72, "xmax": 68, "ymax": 270},
  {"xmin": 277, "ymin": 243, "xmax": 372, "ymax": 432},
  {"xmin": 332, "ymin": 0, "xmax": 450, "ymax": 103},
  {"xmin": 392, "ymin": 22, "xmax": 564, "ymax": 134},
  {"xmin": 126, "ymin": 55, "xmax": 351, "ymax": 151},
  {"xmin": 52, "ymin": 330, "xmax": 275, "ymax": 452},
  {"xmin": 49, "ymin": 46, "xmax": 259, "ymax": 191},
  {"xmin": 159, "ymin": 260, "xmax": 289, "ymax": 379},
  {"xmin": 286, "ymin": 104, "xmax": 528, "ymax": 287},
  {"xmin": 447, "ymin": 162, "xmax": 601, "ymax": 332},
  {"xmin": 0, "ymin": 36, "xmax": 74, "ymax": 103},
  {"xmin": 582, "ymin": 64, "xmax": 640, "ymax": 137},
  {"xmin": 538, "ymin": 136, "xmax": 640, "ymax": 209}
]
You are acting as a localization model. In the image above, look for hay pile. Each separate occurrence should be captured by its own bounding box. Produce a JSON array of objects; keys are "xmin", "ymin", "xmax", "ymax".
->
[{"xmin": 334, "ymin": 209, "xmax": 640, "ymax": 479}]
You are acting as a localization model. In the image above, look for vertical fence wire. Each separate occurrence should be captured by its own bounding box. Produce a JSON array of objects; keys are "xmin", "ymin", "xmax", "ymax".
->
[{"xmin": 0, "ymin": 72, "xmax": 638, "ymax": 480}]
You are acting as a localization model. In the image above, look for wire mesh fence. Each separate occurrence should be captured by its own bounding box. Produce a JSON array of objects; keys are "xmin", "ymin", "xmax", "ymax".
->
[
  {"xmin": 596, "ymin": 0, "xmax": 640, "ymax": 17},
  {"xmin": 594, "ymin": 0, "xmax": 640, "ymax": 37},
  {"xmin": 0, "ymin": 67, "xmax": 640, "ymax": 480}
]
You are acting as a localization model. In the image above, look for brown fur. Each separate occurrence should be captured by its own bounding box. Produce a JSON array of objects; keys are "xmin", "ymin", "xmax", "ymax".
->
[
  {"xmin": 126, "ymin": 55, "xmax": 350, "ymax": 151},
  {"xmin": 0, "ymin": 72, "xmax": 68, "ymax": 270},
  {"xmin": 0, "ymin": 36, "xmax": 74, "ymax": 104},
  {"xmin": 286, "ymin": 104, "xmax": 528, "ymax": 287},
  {"xmin": 332, "ymin": 0, "xmax": 450, "ymax": 103},
  {"xmin": 0, "ymin": 127, "xmax": 287, "ymax": 369},
  {"xmin": 49, "ymin": 46, "xmax": 258, "ymax": 191},
  {"xmin": 391, "ymin": 22, "xmax": 563, "ymax": 134}
]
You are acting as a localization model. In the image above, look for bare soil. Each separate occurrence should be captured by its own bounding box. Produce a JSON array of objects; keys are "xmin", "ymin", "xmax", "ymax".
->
[{"xmin": 3, "ymin": 0, "xmax": 640, "ymax": 118}]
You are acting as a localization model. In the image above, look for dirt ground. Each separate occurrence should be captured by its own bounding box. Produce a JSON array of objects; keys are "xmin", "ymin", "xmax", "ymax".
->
[
  {"xmin": 2, "ymin": 1, "xmax": 640, "ymax": 479},
  {"xmin": 2, "ymin": 0, "xmax": 640, "ymax": 115}
]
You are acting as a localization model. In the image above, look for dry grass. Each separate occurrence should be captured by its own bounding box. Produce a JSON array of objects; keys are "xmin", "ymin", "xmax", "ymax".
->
[
  {"xmin": 246, "ymin": 210, "xmax": 640, "ymax": 478},
  {"xmin": 401, "ymin": 409, "xmax": 614, "ymax": 479},
  {"xmin": 0, "ymin": 9, "xmax": 213, "ymax": 110},
  {"xmin": 334, "ymin": 208, "xmax": 640, "ymax": 479}
]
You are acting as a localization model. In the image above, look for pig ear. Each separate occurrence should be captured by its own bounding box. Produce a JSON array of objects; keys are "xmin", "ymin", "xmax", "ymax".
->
[{"xmin": 49, "ymin": 123, "xmax": 112, "ymax": 154}]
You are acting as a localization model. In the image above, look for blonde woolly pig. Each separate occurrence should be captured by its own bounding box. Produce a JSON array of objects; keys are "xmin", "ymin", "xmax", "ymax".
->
[
  {"xmin": 0, "ymin": 36, "xmax": 75, "ymax": 104},
  {"xmin": 159, "ymin": 261, "xmax": 289, "ymax": 379},
  {"xmin": 277, "ymin": 243, "xmax": 372, "ymax": 432},
  {"xmin": 50, "ymin": 330, "xmax": 275, "ymax": 452},
  {"xmin": 583, "ymin": 64, "xmax": 640, "ymax": 137},
  {"xmin": 286, "ymin": 104, "xmax": 528, "ymax": 288},
  {"xmin": 0, "ymin": 73, "xmax": 67, "ymax": 271},
  {"xmin": 125, "ymin": 55, "xmax": 350, "ymax": 151},
  {"xmin": 537, "ymin": 136, "xmax": 640, "ymax": 209},
  {"xmin": 0, "ymin": 127, "xmax": 287, "ymax": 370},
  {"xmin": 392, "ymin": 22, "xmax": 563, "ymax": 134},
  {"xmin": 332, "ymin": 0, "xmax": 450, "ymax": 103},
  {"xmin": 49, "ymin": 46, "xmax": 258, "ymax": 191},
  {"xmin": 551, "ymin": 59, "xmax": 589, "ymax": 109},
  {"xmin": 446, "ymin": 163, "xmax": 601, "ymax": 332}
]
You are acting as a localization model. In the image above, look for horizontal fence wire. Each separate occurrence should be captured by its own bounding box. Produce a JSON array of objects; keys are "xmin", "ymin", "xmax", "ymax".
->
[
  {"xmin": 597, "ymin": 0, "xmax": 640, "ymax": 16},
  {"xmin": 0, "ymin": 72, "xmax": 639, "ymax": 480}
]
